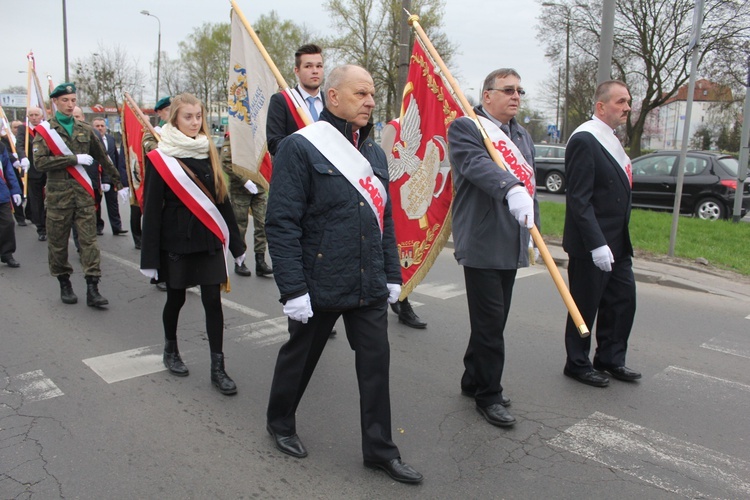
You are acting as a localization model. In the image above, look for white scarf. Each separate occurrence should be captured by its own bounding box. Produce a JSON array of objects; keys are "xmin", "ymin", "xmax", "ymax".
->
[{"xmin": 158, "ymin": 123, "xmax": 210, "ymax": 159}]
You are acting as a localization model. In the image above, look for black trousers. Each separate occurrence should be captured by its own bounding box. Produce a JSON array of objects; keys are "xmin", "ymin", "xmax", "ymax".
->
[
  {"xmin": 267, "ymin": 300, "xmax": 400, "ymax": 462},
  {"xmin": 564, "ymin": 255, "xmax": 636, "ymax": 373},
  {"xmin": 96, "ymin": 189, "xmax": 123, "ymax": 233},
  {"xmin": 26, "ymin": 175, "xmax": 46, "ymax": 234},
  {"xmin": 0, "ymin": 203, "xmax": 16, "ymax": 258},
  {"xmin": 130, "ymin": 204, "xmax": 142, "ymax": 246},
  {"xmin": 461, "ymin": 266, "xmax": 517, "ymax": 408}
]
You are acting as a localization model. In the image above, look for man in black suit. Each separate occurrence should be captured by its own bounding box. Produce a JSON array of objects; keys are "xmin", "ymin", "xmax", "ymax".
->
[
  {"xmin": 266, "ymin": 43, "xmax": 324, "ymax": 155},
  {"xmin": 15, "ymin": 107, "xmax": 47, "ymax": 240},
  {"xmin": 92, "ymin": 118, "xmax": 127, "ymax": 236},
  {"xmin": 562, "ymin": 80, "xmax": 641, "ymax": 388}
]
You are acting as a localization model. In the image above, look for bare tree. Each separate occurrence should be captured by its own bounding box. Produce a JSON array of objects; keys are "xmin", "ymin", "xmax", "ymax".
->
[
  {"xmin": 72, "ymin": 43, "xmax": 145, "ymax": 107},
  {"xmin": 254, "ymin": 11, "xmax": 319, "ymax": 86},
  {"xmin": 179, "ymin": 22, "xmax": 231, "ymax": 111}
]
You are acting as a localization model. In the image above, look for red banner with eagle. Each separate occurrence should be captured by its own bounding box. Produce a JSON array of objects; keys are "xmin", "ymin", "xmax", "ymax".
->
[
  {"xmin": 122, "ymin": 103, "xmax": 146, "ymax": 208},
  {"xmin": 381, "ymin": 40, "xmax": 465, "ymax": 298}
]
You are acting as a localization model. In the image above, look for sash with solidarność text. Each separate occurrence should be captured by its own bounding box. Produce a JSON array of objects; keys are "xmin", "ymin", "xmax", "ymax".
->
[
  {"xmin": 34, "ymin": 120, "xmax": 95, "ymax": 198},
  {"xmin": 477, "ymin": 116, "xmax": 536, "ymax": 197}
]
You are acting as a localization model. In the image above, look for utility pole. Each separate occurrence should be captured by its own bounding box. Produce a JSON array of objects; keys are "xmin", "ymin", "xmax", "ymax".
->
[{"xmin": 731, "ymin": 55, "xmax": 750, "ymax": 223}]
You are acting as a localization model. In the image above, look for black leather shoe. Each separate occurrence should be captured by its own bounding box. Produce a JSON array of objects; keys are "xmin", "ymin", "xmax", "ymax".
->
[
  {"xmin": 2, "ymin": 256, "xmax": 20, "ymax": 268},
  {"xmin": 390, "ymin": 301, "xmax": 401, "ymax": 315},
  {"xmin": 460, "ymin": 388, "xmax": 511, "ymax": 407},
  {"xmin": 564, "ymin": 367, "xmax": 609, "ymax": 387},
  {"xmin": 364, "ymin": 458, "xmax": 423, "ymax": 484},
  {"xmin": 113, "ymin": 229, "xmax": 129, "ymax": 235},
  {"xmin": 38, "ymin": 233, "xmax": 47, "ymax": 241},
  {"xmin": 255, "ymin": 253, "xmax": 273, "ymax": 276},
  {"xmin": 594, "ymin": 364, "xmax": 642, "ymax": 382},
  {"xmin": 234, "ymin": 262, "xmax": 252, "ymax": 276},
  {"xmin": 267, "ymin": 425, "xmax": 308, "ymax": 458},
  {"xmin": 476, "ymin": 403, "xmax": 516, "ymax": 427},
  {"xmin": 398, "ymin": 298, "xmax": 427, "ymax": 329}
]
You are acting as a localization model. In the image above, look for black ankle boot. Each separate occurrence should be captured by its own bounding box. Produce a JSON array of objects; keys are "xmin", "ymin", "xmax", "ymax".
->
[
  {"xmin": 255, "ymin": 253, "xmax": 273, "ymax": 276},
  {"xmin": 58, "ymin": 274, "xmax": 78, "ymax": 304},
  {"xmin": 163, "ymin": 340, "xmax": 189, "ymax": 376},
  {"xmin": 398, "ymin": 297, "xmax": 427, "ymax": 329},
  {"xmin": 85, "ymin": 276, "xmax": 109, "ymax": 307},
  {"xmin": 210, "ymin": 352, "xmax": 237, "ymax": 395}
]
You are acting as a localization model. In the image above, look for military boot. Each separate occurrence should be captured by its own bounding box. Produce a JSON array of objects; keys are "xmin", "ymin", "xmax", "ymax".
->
[
  {"xmin": 255, "ymin": 253, "xmax": 273, "ymax": 277},
  {"xmin": 163, "ymin": 340, "xmax": 189, "ymax": 376},
  {"xmin": 210, "ymin": 352, "xmax": 237, "ymax": 395},
  {"xmin": 85, "ymin": 276, "xmax": 109, "ymax": 308},
  {"xmin": 58, "ymin": 274, "xmax": 78, "ymax": 304},
  {"xmin": 398, "ymin": 297, "xmax": 427, "ymax": 329}
]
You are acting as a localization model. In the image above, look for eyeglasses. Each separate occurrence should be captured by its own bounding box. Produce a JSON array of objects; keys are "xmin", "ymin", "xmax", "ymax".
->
[{"xmin": 487, "ymin": 87, "xmax": 526, "ymax": 96}]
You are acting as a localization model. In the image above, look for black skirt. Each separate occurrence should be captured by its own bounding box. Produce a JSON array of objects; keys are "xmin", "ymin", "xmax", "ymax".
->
[{"xmin": 159, "ymin": 250, "xmax": 227, "ymax": 289}]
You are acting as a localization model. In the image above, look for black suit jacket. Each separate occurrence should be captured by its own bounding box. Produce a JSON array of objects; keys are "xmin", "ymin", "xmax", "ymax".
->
[
  {"xmin": 266, "ymin": 86, "xmax": 325, "ymax": 156},
  {"xmin": 562, "ymin": 130, "xmax": 633, "ymax": 260}
]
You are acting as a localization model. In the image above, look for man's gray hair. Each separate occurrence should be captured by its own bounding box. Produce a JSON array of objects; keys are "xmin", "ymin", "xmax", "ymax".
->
[
  {"xmin": 482, "ymin": 68, "xmax": 521, "ymax": 93},
  {"xmin": 595, "ymin": 80, "xmax": 628, "ymax": 104}
]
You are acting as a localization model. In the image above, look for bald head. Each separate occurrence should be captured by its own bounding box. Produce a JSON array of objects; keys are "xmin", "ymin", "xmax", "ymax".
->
[
  {"xmin": 324, "ymin": 65, "xmax": 375, "ymax": 132},
  {"xmin": 72, "ymin": 107, "xmax": 85, "ymax": 121}
]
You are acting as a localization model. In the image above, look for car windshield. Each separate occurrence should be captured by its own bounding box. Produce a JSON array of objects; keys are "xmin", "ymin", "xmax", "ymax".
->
[{"xmin": 718, "ymin": 157, "xmax": 739, "ymax": 176}]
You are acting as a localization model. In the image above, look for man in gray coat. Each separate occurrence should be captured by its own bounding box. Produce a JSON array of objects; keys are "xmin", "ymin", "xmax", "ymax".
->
[{"xmin": 447, "ymin": 68, "xmax": 539, "ymax": 428}]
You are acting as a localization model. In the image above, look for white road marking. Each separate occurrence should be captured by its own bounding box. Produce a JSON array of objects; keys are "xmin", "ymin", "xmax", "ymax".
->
[
  {"xmin": 13, "ymin": 370, "xmax": 64, "ymax": 402},
  {"xmin": 102, "ymin": 250, "xmax": 267, "ymax": 318},
  {"xmin": 701, "ymin": 338, "xmax": 750, "ymax": 361},
  {"xmin": 83, "ymin": 345, "xmax": 165, "ymax": 384},
  {"xmin": 745, "ymin": 313, "xmax": 750, "ymax": 320},
  {"xmin": 657, "ymin": 365, "xmax": 750, "ymax": 393},
  {"xmin": 414, "ymin": 267, "xmax": 545, "ymax": 300},
  {"xmin": 231, "ymin": 316, "xmax": 290, "ymax": 346},
  {"xmin": 550, "ymin": 411, "xmax": 750, "ymax": 499}
]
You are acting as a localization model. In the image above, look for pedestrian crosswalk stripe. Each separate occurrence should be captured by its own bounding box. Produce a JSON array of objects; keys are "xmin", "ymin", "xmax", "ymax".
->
[
  {"xmin": 413, "ymin": 267, "xmax": 545, "ymax": 300},
  {"xmin": 550, "ymin": 411, "xmax": 750, "ymax": 498},
  {"xmin": 658, "ymin": 365, "xmax": 750, "ymax": 393},
  {"xmin": 230, "ymin": 316, "xmax": 290, "ymax": 346},
  {"xmin": 701, "ymin": 338, "xmax": 750, "ymax": 361},
  {"xmin": 83, "ymin": 346, "xmax": 164, "ymax": 384},
  {"xmin": 11, "ymin": 370, "xmax": 64, "ymax": 402}
]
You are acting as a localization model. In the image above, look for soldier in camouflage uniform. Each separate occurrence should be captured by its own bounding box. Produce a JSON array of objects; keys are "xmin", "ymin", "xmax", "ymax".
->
[
  {"xmin": 33, "ymin": 83, "xmax": 128, "ymax": 307},
  {"xmin": 220, "ymin": 133, "xmax": 273, "ymax": 277}
]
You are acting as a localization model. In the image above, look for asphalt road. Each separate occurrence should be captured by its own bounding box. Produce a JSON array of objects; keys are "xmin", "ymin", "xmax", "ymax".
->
[{"xmin": 2, "ymin": 202, "xmax": 750, "ymax": 499}]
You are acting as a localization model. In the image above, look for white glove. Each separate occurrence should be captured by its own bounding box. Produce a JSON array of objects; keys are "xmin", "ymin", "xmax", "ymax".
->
[
  {"xmin": 12, "ymin": 160, "xmax": 20, "ymax": 168},
  {"xmin": 386, "ymin": 283, "xmax": 401, "ymax": 304},
  {"xmin": 235, "ymin": 253, "xmax": 246, "ymax": 266},
  {"xmin": 101, "ymin": 183, "xmax": 111, "ymax": 193},
  {"xmin": 140, "ymin": 268, "xmax": 158, "ymax": 280},
  {"xmin": 591, "ymin": 245, "xmax": 614, "ymax": 272},
  {"xmin": 244, "ymin": 180, "xmax": 259, "ymax": 194},
  {"xmin": 20, "ymin": 158, "xmax": 30, "ymax": 172},
  {"xmin": 76, "ymin": 154, "xmax": 94, "ymax": 166},
  {"xmin": 283, "ymin": 293, "xmax": 314, "ymax": 323},
  {"xmin": 12, "ymin": 194, "xmax": 22, "ymax": 206},
  {"xmin": 117, "ymin": 187, "xmax": 130, "ymax": 202},
  {"xmin": 529, "ymin": 239, "xmax": 539, "ymax": 263},
  {"xmin": 506, "ymin": 185, "xmax": 534, "ymax": 229}
]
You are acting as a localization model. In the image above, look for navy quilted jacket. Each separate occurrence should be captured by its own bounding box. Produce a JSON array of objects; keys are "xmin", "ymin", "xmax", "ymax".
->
[{"xmin": 266, "ymin": 109, "xmax": 402, "ymax": 310}]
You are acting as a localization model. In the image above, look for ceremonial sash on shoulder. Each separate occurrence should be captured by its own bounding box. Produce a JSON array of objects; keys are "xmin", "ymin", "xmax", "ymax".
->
[
  {"xmin": 296, "ymin": 121, "xmax": 387, "ymax": 236},
  {"xmin": 570, "ymin": 118, "xmax": 632, "ymax": 187},
  {"xmin": 478, "ymin": 116, "xmax": 536, "ymax": 197},
  {"xmin": 146, "ymin": 149, "xmax": 230, "ymax": 258},
  {"xmin": 281, "ymin": 88, "xmax": 312, "ymax": 129},
  {"xmin": 34, "ymin": 120, "xmax": 95, "ymax": 199}
]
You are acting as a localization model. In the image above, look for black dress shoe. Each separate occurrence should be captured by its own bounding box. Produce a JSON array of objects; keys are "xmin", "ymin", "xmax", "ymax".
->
[
  {"xmin": 364, "ymin": 458, "xmax": 423, "ymax": 484},
  {"xmin": 267, "ymin": 425, "xmax": 308, "ymax": 458},
  {"xmin": 594, "ymin": 364, "xmax": 642, "ymax": 382},
  {"xmin": 234, "ymin": 262, "xmax": 252, "ymax": 276},
  {"xmin": 113, "ymin": 229, "xmax": 129, "ymax": 235},
  {"xmin": 460, "ymin": 388, "xmax": 511, "ymax": 407},
  {"xmin": 397, "ymin": 298, "xmax": 427, "ymax": 329},
  {"xmin": 38, "ymin": 233, "xmax": 47, "ymax": 241},
  {"xmin": 2, "ymin": 256, "xmax": 20, "ymax": 268},
  {"xmin": 564, "ymin": 367, "xmax": 609, "ymax": 387},
  {"xmin": 476, "ymin": 403, "xmax": 516, "ymax": 427}
]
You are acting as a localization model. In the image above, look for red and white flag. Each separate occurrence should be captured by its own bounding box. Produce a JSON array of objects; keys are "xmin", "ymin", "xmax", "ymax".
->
[
  {"xmin": 226, "ymin": 8, "xmax": 276, "ymax": 189},
  {"xmin": 382, "ymin": 40, "xmax": 465, "ymax": 296},
  {"xmin": 122, "ymin": 102, "xmax": 146, "ymax": 207},
  {"xmin": 26, "ymin": 52, "xmax": 49, "ymax": 122}
]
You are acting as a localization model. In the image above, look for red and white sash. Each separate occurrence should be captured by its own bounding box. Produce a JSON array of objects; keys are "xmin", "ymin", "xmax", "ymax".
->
[
  {"xmin": 281, "ymin": 88, "xmax": 313, "ymax": 129},
  {"xmin": 478, "ymin": 116, "xmax": 536, "ymax": 197},
  {"xmin": 146, "ymin": 150, "xmax": 230, "ymax": 262},
  {"xmin": 570, "ymin": 117, "xmax": 632, "ymax": 187},
  {"xmin": 296, "ymin": 121, "xmax": 387, "ymax": 236},
  {"xmin": 34, "ymin": 120, "xmax": 95, "ymax": 198}
]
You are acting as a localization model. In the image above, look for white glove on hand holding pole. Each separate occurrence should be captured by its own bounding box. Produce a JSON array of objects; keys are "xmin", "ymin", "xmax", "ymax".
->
[
  {"xmin": 283, "ymin": 293, "xmax": 314, "ymax": 324},
  {"xmin": 591, "ymin": 245, "xmax": 615, "ymax": 272},
  {"xmin": 506, "ymin": 185, "xmax": 534, "ymax": 229},
  {"xmin": 20, "ymin": 158, "xmax": 30, "ymax": 172},
  {"xmin": 76, "ymin": 154, "xmax": 94, "ymax": 166},
  {"xmin": 244, "ymin": 180, "xmax": 259, "ymax": 194},
  {"xmin": 386, "ymin": 283, "xmax": 401, "ymax": 304}
]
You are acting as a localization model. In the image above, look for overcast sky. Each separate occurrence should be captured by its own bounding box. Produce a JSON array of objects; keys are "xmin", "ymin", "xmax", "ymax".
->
[{"xmin": 2, "ymin": 0, "xmax": 555, "ymax": 122}]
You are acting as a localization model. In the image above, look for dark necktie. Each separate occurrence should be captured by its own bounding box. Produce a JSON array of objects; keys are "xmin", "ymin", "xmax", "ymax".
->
[{"xmin": 501, "ymin": 124, "xmax": 511, "ymax": 138}]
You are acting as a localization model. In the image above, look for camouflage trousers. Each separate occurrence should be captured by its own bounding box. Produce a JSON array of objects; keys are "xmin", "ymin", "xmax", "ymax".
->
[
  {"xmin": 47, "ymin": 205, "xmax": 101, "ymax": 277},
  {"xmin": 230, "ymin": 190, "xmax": 268, "ymax": 255}
]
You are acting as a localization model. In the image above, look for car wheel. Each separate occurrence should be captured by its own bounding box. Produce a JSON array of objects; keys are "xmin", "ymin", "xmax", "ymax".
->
[
  {"xmin": 694, "ymin": 197, "xmax": 725, "ymax": 220},
  {"xmin": 545, "ymin": 172, "xmax": 566, "ymax": 194}
]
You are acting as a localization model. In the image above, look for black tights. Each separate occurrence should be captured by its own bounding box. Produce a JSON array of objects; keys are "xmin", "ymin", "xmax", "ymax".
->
[{"xmin": 163, "ymin": 284, "xmax": 224, "ymax": 353}]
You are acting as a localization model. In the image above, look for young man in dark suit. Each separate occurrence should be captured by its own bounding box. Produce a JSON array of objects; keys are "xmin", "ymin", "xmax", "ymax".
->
[{"xmin": 562, "ymin": 80, "xmax": 641, "ymax": 387}]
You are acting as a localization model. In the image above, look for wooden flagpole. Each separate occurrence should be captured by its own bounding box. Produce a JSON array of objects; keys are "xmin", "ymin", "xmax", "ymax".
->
[
  {"xmin": 23, "ymin": 54, "xmax": 34, "ymax": 197},
  {"xmin": 407, "ymin": 13, "xmax": 590, "ymax": 338},
  {"xmin": 124, "ymin": 92, "xmax": 160, "ymax": 140},
  {"xmin": 229, "ymin": 0, "xmax": 311, "ymax": 127}
]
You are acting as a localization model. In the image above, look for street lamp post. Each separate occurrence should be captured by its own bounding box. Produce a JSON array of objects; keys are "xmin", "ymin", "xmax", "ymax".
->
[{"xmin": 140, "ymin": 10, "xmax": 161, "ymax": 104}]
